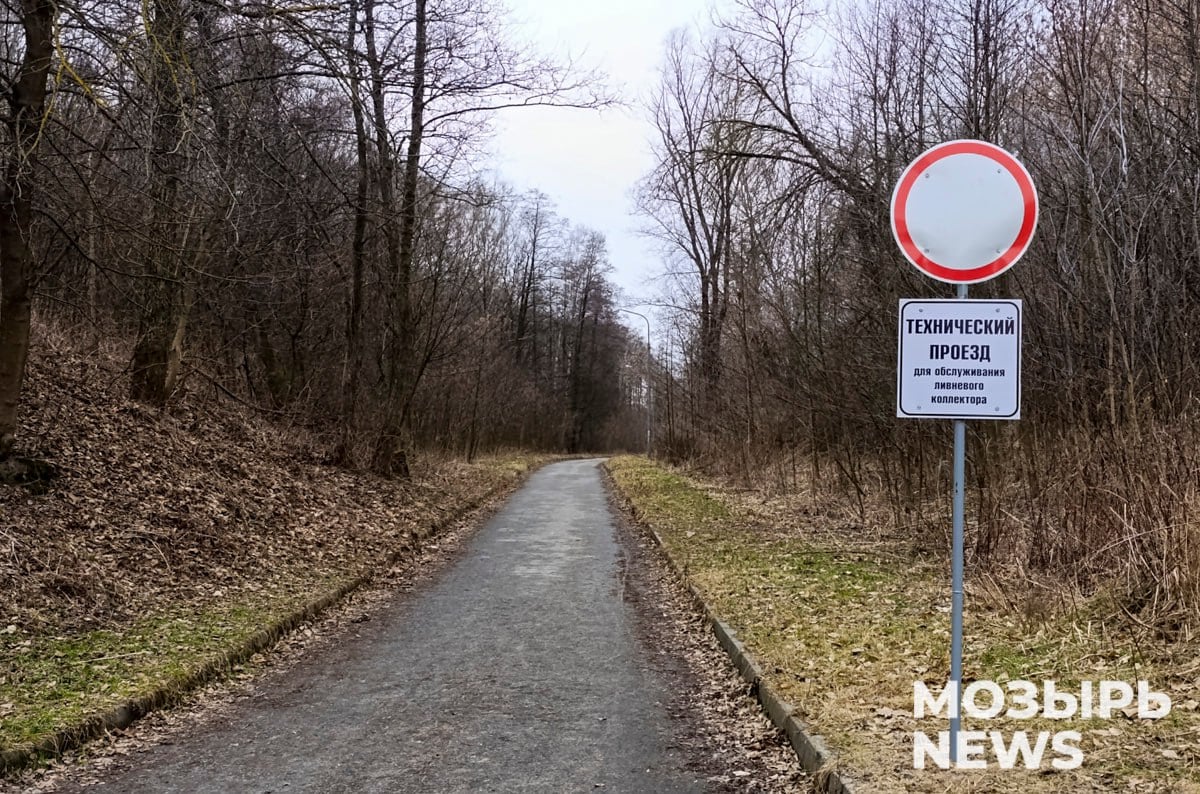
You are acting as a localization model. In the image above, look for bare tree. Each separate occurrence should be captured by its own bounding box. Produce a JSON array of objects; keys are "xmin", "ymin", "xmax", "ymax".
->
[
  {"xmin": 0, "ymin": 0, "xmax": 55, "ymax": 457},
  {"xmin": 641, "ymin": 32, "xmax": 749, "ymax": 398}
]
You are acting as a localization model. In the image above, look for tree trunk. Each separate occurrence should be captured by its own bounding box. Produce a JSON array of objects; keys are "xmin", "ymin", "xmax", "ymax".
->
[
  {"xmin": 337, "ymin": 0, "xmax": 370, "ymax": 465},
  {"xmin": 373, "ymin": 0, "xmax": 426, "ymax": 477},
  {"xmin": 0, "ymin": 0, "xmax": 55, "ymax": 457},
  {"xmin": 130, "ymin": 0, "xmax": 190, "ymax": 405}
]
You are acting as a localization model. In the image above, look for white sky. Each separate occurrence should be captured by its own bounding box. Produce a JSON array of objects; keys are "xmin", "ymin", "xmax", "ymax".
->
[{"xmin": 488, "ymin": 0, "xmax": 719, "ymax": 334}]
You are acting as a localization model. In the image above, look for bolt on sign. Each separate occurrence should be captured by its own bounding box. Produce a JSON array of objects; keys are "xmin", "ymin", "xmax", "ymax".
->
[{"xmin": 897, "ymin": 299, "xmax": 1022, "ymax": 420}]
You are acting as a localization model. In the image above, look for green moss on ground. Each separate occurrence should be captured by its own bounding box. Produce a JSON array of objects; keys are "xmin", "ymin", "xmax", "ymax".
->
[
  {"xmin": 2, "ymin": 452, "xmax": 549, "ymax": 770},
  {"xmin": 607, "ymin": 455, "xmax": 1200, "ymax": 793},
  {"xmin": 0, "ymin": 573, "xmax": 351, "ymax": 752},
  {"xmin": 5, "ymin": 587, "xmax": 293, "ymax": 748}
]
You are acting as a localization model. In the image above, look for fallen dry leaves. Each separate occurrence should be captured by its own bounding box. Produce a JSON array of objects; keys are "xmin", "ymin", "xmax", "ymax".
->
[
  {"xmin": 1, "ymin": 327, "xmax": 543, "ymax": 762},
  {"xmin": 5, "ymin": 492, "xmax": 522, "ymax": 792},
  {"xmin": 611, "ymin": 493, "xmax": 806, "ymax": 792}
]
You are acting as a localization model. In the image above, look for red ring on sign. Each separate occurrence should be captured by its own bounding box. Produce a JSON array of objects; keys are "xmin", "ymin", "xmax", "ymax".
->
[{"xmin": 891, "ymin": 140, "xmax": 1038, "ymax": 284}]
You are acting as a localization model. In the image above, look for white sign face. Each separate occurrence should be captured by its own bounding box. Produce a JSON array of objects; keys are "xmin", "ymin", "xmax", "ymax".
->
[
  {"xmin": 891, "ymin": 140, "xmax": 1038, "ymax": 285},
  {"xmin": 897, "ymin": 299, "xmax": 1022, "ymax": 420}
]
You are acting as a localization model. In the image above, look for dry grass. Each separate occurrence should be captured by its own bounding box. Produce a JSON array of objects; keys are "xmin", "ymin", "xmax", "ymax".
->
[
  {"xmin": 706, "ymin": 420, "xmax": 1200, "ymax": 632},
  {"xmin": 608, "ymin": 455, "xmax": 1200, "ymax": 793}
]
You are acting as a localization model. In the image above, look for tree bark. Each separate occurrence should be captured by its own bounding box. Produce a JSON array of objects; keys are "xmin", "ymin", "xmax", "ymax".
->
[
  {"xmin": 373, "ymin": 0, "xmax": 426, "ymax": 477},
  {"xmin": 130, "ymin": 0, "xmax": 190, "ymax": 405},
  {"xmin": 0, "ymin": 0, "xmax": 55, "ymax": 457},
  {"xmin": 338, "ymin": 0, "xmax": 370, "ymax": 464}
]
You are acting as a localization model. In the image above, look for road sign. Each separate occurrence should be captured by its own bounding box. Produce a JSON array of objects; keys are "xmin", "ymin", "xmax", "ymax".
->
[
  {"xmin": 890, "ymin": 142, "xmax": 1036, "ymax": 764},
  {"xmin": 897, "ymin": 299, "xmax": 1021, "ymax": 420},
  {"xmin": 891, "ymin": 140, "xmax": 1038, "ymax": 284}
]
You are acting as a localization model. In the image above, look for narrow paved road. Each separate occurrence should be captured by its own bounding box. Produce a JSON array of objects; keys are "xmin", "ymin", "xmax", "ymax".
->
[{"xmin": 67, "ymin": 459, "xmax": 710, "ymax": 793}]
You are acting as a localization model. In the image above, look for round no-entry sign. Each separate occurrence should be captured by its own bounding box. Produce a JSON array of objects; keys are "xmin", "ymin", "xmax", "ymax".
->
[{"xmin": 891, "ymin": 140, "xmax": 1038, "ymax": 284}]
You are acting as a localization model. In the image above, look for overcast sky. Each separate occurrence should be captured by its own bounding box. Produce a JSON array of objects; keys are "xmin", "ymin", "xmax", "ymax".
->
[{"xmin": 487, "ymin": 0, "xmax": 720, "ymax": 337}]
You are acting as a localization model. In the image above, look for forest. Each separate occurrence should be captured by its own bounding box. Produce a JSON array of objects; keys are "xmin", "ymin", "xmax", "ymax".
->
[
  {"xmin": 3, "ymin": 0, "xmax": 1200, "ymax": 628},
  {"xmin": 0, "ymin": 0, "xmax": 647, "ymax": 480},
  {"xmin": 640, "ymin": 0, "xmax": 1200, "ymax": 628}
]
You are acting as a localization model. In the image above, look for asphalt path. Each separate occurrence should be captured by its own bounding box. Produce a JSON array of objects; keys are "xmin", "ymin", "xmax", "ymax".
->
[{"xmin": 64, "ymin": 459, "xmax": 711, "ymax": 793}]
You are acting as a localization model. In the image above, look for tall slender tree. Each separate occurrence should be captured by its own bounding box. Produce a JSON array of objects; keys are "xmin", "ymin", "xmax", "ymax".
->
[{"xmin": 0, "ymin": 0, "xmax": 56, "ymax": 456}]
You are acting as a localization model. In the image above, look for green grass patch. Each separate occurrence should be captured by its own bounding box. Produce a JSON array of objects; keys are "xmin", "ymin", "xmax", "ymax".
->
[
  {"xmin": 607, "ymin": 455, "xmax": 729, "ymax": 528},
  {"xmin": 0, "ymin": 574, "xmax": 347, "ymax": 753},
  {"xmin": 475, "ymin": 452, "xmax": 551, "ymax": 478},
  {"xmin": 1, "ymin": 435, "xmax": 545, "ymax": 777},
  {"xmin": 606, "ymin": 456, "xmax": 1200, "ymax": 792}
]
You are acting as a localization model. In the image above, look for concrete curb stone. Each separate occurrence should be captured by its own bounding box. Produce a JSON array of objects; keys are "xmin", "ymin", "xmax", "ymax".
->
[
  {"xmin": 605, "ymin": 463, "xmax": 858, "ymax": 794},
  {"xmin": 0, "ymin": 464, "xmax": 540, "ymax": 777}
]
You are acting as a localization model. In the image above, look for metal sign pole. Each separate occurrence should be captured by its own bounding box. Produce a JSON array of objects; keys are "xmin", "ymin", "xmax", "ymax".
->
[{"xmin": 949, "ymin": 282, "xmax": 968, "ymax": 762}]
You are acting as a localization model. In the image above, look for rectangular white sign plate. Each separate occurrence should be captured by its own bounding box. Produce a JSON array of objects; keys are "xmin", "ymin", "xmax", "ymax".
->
[{"xmin": 897, "ymin": 299, "xmax": 1021, "ymax": 420}]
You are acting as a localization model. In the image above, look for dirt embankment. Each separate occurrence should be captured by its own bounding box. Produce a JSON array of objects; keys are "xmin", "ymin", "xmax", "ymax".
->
[{"xmin": 1, "ymin": 327, "xmax": 543, "ymax": 767}]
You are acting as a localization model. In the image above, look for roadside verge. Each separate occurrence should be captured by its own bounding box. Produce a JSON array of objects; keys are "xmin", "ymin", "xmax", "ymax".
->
[
  {"xmin": 603, "ymin": 456, "xmax": 1200, "ymax": 793},
  {"xmin": 603, "ymin": 457, "xmax": 856, "ymax": 794},
  {"xmin": 1, "ymin": 455, "xmax": 547, "ymax": 777}
]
